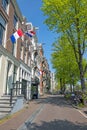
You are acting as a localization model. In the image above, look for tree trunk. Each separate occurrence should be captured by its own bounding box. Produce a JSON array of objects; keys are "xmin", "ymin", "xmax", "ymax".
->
[
  {"xmin": 63, "ymin": 79, "xmax": 66, "ymax": 92},
  {"xmin": 72, "ymin": 81, "xmax": 75, "ymax": 92},
  {"xmin": 79, "ymin": 61, "xmax": 85, "ymax": 91},
  {"xmin": 80, "ymin": 70, "xmax": 85, "ymax": 91},
  {"xmin": 70, "ymin": 84, "xmax": 72, "ymax": 92},
  {"xmin": 60, "ymin": 78, "xmax": 62, "ymax": 91}
]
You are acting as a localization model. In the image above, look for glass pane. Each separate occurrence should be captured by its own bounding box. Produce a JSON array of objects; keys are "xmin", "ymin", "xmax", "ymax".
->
[
  {"xmin": 0, "ymin": 24, "xmax": 5, "ymax": 44},
  {"xmin": 2, "ymin": 0, "xmax": 8, "ymax": 12},
  {"xmin": 0, "ymin": 15, "xmax": 6, "ymax": 27},
  {"xmin": 13, "ymin": 14, "xmax": 18, "ymax": 28}
]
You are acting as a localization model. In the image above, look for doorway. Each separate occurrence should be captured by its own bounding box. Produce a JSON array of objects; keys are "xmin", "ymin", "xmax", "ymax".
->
[{"xmin": 22, "ymin": 79, "xmax": 27, "ymax": 99}]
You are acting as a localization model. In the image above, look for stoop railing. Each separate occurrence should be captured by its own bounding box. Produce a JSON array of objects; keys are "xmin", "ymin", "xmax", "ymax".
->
[{"xmin": 10, "ymin": 81, "xmax": 22, "ymax": 106}]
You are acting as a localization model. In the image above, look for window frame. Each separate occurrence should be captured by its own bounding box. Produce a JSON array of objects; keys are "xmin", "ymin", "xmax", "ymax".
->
[
  {"xmin": 20, "ymin": 46, "xmax": 23, "ymax": 60},
  {"xmin": 2, "ymin": 0, "xmax": 9, "ymax": 13},
  {"xmin": 0, "ymin": 15, "xmax": 6, "ymax": 45},
  {"xmin": 13, "ymin": 13, "xmax": 18, "ymax": 29}
]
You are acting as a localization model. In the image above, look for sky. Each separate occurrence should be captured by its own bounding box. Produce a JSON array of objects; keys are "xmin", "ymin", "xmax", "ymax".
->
[{"xmin": 17, "ymin": 0, "xmax": 56, "ymax": 72}]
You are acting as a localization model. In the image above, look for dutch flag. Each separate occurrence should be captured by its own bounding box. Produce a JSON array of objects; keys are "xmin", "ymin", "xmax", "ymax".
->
[
  {"xmin": 10, "ymin": 29, "xmax": 23, "ymax": 44},
  {"xmin": 25, "ymin": 30, "xmax": 35, "ymax": 38}
]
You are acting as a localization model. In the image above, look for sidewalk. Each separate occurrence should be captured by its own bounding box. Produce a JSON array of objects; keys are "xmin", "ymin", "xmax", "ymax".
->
[{"xmin": 0, "ymin": 95, "xmax": 46, "ymax": 130}]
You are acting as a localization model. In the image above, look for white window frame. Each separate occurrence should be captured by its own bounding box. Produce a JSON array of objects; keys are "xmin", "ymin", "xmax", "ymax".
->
[
  {"xmin": 0, "ymin": 15, "xmax": 6, "ymax": 46},
  {"xmin": 2, "ymin": 0, "xmax": 10, "ymax": 15},
  {"xmin": 13, "ymin": 13, "xmax": 18, "ymax": 29},
  {"xmin": 20, "ymin": 46, "xmax": 23, "ymax": 60},
  {"xmin": 12, "ymin": 43, "xmax": 17, "ymax": 57},
  {"xmin": 25, "ymin": 52, "xmax": 27, "ymax": 64},
  {"xmin": 28, "ymin": 56, "xmax": 31, "ymax": 67}
]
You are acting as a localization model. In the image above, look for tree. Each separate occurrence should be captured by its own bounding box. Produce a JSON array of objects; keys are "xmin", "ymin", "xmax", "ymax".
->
[
  {"xmin": 41, "ymin": 0, "xmax": 87, "ymax": 91},
  {"xmin": 51, "ymin": 36, "xmax": 80, "ymax": 91}
]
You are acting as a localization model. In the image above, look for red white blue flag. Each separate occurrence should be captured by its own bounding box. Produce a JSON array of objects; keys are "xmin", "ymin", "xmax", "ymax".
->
[
  {"xmin": 25, "ymin": 30, "xmax": 35, "ymax": 38},
  {"xmin": 10, "ymin": 29, "xmax": 23, "ymax": 43},
  {"xmin": 40, "ymin": 70, "xmax": 43, "ymax": 75}
]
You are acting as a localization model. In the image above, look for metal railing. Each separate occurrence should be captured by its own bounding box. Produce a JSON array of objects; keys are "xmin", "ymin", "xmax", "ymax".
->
[{"xmin": 10, "ymin": 81, "xmax": 22, "ymax": 106}]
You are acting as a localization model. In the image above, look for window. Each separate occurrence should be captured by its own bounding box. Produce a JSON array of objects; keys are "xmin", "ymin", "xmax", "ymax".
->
[
  {"xmin": 13, "ymin": 66, "xmax": 17, "ymax": 83},
  {"xmin": 26, "ymin": 23, "xmax": 32, "ymax": 30},
  {"xmin": 28, "ymin": 57, "xmax": 31, "ymax": 67},
  {"xmin": 0, "ymin": 24, "xmax": 5, "ymax": 44},
  {"xmin": 0, "ymin": 55, "xmax": 2, "ymax": 72},
  {"xmin": 0, "ymin": 15, "xmax": 6, "ymax": 45},
  {"xmin": 25, "ymin": 52, "xmax": 27, "ymax": 64},
  {"xmin": 2, "ymin": 0, "xmax": 9, "ymax": 12},
  {"xmin": 6, "ymin": 61, "xmax": 11, "ymax": 94},
  {"xmin": 24, "ymin": 53, "xmax": 26, "ymax": 63},
  {"xmin": 12, "ymin": 43, "xmax": 16, "ymax": 56},
  {"xmin": 13, "ymin": 14, "xmax": 18, "ymax": 29},
  {"xmin": 20, "ymin": 46, "xmax": 23, "ymax": 60}
]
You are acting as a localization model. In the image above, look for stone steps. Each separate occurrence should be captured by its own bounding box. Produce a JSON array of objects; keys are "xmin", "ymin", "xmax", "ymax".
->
[{"xmin": 0, "ymin": 95, "xmax": 17, "ymax": 116}]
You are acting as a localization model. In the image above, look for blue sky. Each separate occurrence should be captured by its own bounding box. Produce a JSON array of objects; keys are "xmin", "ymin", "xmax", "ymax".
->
[{"xmin": 17, "ymin": 0, "xmax": 56, "ymax": 72}]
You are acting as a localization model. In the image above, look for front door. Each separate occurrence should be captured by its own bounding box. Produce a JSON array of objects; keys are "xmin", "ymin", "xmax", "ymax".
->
[{"xmin": 22, "ymin": 79, "xmax": 27, "ymax": 99}]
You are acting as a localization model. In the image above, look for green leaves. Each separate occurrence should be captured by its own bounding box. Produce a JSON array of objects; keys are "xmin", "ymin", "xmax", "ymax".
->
[
  {"xmin": 51, "ymin": 36, "xmax": 79, "ymax": 84},
  {"xmin": 41, "ymin": 0, "xmax": 87, "ymax": 90},
  {"xmin": 41, "ymin": 0, "xmax": 87, "ymax": 33}
]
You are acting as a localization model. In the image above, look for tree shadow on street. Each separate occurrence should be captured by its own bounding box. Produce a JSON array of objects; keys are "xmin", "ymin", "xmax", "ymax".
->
[
  {"xmin": 25, "ymin": 119, "xmax": 87, "ymax": 130},
  {"xmin": 35, "ymin": 95, "xmax": 72, "ymax": 108}
]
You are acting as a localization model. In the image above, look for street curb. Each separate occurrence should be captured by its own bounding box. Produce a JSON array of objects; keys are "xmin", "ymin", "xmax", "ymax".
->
[
  {"xmin": 17, "ymin": 103, "xmax": 45, "ymax": 130},
  {"xmin": 72, "ymin": 104, "xmax": 79, "ymax": 109},
  {"xmin": 71, "ymin": 103, "xmax": 87, "ymax": 119}
]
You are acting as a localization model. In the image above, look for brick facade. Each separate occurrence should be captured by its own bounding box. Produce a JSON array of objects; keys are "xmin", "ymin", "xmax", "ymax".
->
[{"xmin": 0, "ymin": 0, "xmax": 51, "ymax": 99}]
